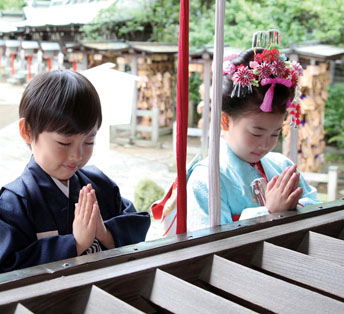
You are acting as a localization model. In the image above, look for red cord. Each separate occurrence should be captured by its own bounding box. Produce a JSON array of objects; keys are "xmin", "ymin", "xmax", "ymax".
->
[{"xmin": 176, "ymin": 0, "xmax": 189, "ymax": 234}]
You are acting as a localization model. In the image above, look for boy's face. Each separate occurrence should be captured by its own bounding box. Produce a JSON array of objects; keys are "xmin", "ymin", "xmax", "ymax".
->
[
  {"xmin": 222, "ymin": 111, "xmax": 285, "ymax": 163},
  {"xmin": 29, "ymin": 128, "xmax": 97, "ymax": 186}
]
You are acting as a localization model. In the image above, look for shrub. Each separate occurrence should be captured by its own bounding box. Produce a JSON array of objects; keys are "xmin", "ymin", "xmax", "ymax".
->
[
  {"xmin": 324, "ymin": 83, "xmax": 344, "ymax": 149},
  {"xmin": 134, "ymin": 178, "xmax": 165, "ymax": 214}
]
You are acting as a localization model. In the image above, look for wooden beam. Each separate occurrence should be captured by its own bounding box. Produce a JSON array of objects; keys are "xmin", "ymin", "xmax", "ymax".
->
[
  {"xmin": 0, "ymin": 210, "xmax": 343, "ymax": 306},
  {"xmin": 14, "ymin": 304, "xmax": 33, "ymax": 314},
  {"xmin": 84, "ymin": 285, "xmax": 143, "ymax": 314},
  {"xmin": 143, "ymin": 269, "xmax": 253, "ymax": 314},
  {"xmin": 202, "ymin": 255, "xmax": 344, "ymax": 313},
  {"xmin": 252, "ymin": 242, "xmax": 344, "ymax": 299},
  {"xmin": 298, "ymin": 231, "xmax": 344, "ymax": 267}
]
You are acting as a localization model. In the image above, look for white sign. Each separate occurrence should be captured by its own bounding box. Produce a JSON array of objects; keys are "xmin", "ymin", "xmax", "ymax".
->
[{"xmin": 82, "ymin": 63, "xmax": 139, "ymax": 152}]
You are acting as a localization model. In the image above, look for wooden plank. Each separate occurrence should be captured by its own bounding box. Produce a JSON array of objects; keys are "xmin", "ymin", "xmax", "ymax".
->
[
  {"xmin": 1, "ymin": 203, "xmax": 342, "ymax": 290},
  {"xmin": 339, "ymin": 227, "xmax": 344, "ymax": 240},
  {"xmin": 142, "ymin": 269, "xmax": 254, "ymax": 314},
  {"xmin": 251, "ymin": 242, "xmax": 344, "ymax": 299},
  {"xmin": 14, "ymin": 304, "xmax": 34, "ymax": 314},
  {"xmin": 0, "ymin": 210, "xmax": 343, "ymax": 306},
  {"xmin": 298, "ymin": 231, "xmax": 344, "ymax": 266},
  {"xmin": 301, "ymin": 172, "xmax": 329, "ymax": 183},
  {"xmin": 84, "ymin": 285, "xmax": 143, "ymax": 314},
  {"xmin": 201, "ymin": 255, "xmax": 344, "ymax": 314}
]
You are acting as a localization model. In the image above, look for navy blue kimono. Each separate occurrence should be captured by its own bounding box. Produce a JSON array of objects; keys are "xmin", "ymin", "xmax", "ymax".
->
[{"xmin": 0, "ymin": 157, "xmax": 150, "ymax": 273}]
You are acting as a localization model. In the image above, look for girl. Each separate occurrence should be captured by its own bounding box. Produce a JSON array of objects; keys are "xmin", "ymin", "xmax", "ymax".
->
[
  {"xmin": 187, "ymin": 47, "xmax": 320, "ymax": 232},
  {"xmin": 0, "ymin": 70, "xmax": 150, "ymax": 273}
]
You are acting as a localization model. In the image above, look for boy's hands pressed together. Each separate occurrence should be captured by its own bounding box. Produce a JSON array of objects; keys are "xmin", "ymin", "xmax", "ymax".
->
[
  {"xmin": 265, "ymin": 165, "xmax": 303, "ymax": 213},
  {"xmin": 73, "ymin": 186, "xmax": 98, "ymax": 255},
  {"xmin": 84, "ymin": 184, "xmax": 115, "ymax": 250}
]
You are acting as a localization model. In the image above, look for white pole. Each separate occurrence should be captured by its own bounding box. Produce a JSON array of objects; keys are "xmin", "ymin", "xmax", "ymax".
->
[
  {"xmin": 201, "ymin": 54, "xmax": 211, "ymax": 158},
  {"xmin": 208, "ymin": 0, "xmax": 225, "ymax": 227}
]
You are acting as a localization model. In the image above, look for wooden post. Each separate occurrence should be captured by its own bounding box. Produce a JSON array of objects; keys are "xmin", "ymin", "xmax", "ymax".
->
[
  {"xmin": 11, "ymin": 53, "xmax": 15, "ymax": 76},
  {"xmin": 290, "ymin": 126, "xmax": 298, "ymax": 164},
  {"xmin": 330, "ymin": 60, "xmax": 335, "ymax": 86},
  {"xmin": 327, "ymin": 166, "xmax": 338, "ymax": 201},
  {"xmin": 27, "ymin": 55, "xmax": 32, "ymax": 81},
  {"xmin": 47, "ymin": 58, "xmax": 52, "ymax": 71},
  {"xmin": 151, "ymin": 106, "xmax": 159, "ymax": 144},
  {"xmin": 188, "ymin": 100, "xmax": 194, "ymax": 127},
  {"xmin": 130, "ymin": 55, "xmax": 138, "ymax": 143}
]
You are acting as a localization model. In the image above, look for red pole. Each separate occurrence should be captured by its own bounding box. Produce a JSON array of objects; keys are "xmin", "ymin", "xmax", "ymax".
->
[
  {"xmin": 73, "ymin": 60, "xmax": 77, "ymax": 71},
  {"xmin": 176, "ymin": 0, "xmax": 189, "ymax": 234},
  {"xmin": 11, "ymin": 54, "xmax": 15, "ymax": 76},
  {"xmin": 27, "ymin": 55, "xmax": 32, "ymax": 81},
  {"xmin": 47, "ymin": 58, "xmax": 51, "ymax": 71}
]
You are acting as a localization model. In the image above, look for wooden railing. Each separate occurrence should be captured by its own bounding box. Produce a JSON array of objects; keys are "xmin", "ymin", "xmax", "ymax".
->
[{"xmin": 1, "ymin": 199, "xmax": 344, "ymax": 313}]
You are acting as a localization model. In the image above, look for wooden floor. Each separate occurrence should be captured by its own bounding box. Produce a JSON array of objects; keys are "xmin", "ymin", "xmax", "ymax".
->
[{"xmin": 0, "ymin": 200, "xmax": 344, "ymax": 313}]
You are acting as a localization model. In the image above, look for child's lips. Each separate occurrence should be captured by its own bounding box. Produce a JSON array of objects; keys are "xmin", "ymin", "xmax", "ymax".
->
[
  {"xmin": 251, "ymin": 152, "xmax": 264, "ymax": 157},
  {"xmin": 63, "ymin": 164, "xmax": 78, "ymax": 171}
]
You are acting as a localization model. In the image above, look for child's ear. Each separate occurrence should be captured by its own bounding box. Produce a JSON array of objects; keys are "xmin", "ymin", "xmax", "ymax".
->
[
  {"xmin": 19, "ymin": 118, "xmax": 32, "ymax": 144},
  {"xmin": 221, "ymin": 113, "xmax": 230, "ymax": 131}
]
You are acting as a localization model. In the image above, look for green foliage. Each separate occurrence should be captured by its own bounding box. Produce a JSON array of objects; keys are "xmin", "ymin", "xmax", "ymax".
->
[
  {"xmin": 324, "ymin": 83, "xmax": 344, "ymax": 149},
  {"xmin": 189, "ymin": 71, "xmax": 202, "ymax": 127},
  {"xmin": 0, "ymin": 0, "xmax": 25, "ymax": 11},
  {"xmin": 134, "ymin": 178, "xmax": 164, "ymax": 214},
  {"xmin": 82, "ymin": 0, "xmax": 344, "ymax": 49},
  {"xmin": 325, "ymin": 152, "xmax": 344, "ymax": 163}
]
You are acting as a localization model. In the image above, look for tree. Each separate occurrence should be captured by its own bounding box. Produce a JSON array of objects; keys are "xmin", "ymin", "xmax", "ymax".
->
[
  {"xmin": 82, "ymin": 0, "xmax": 344, "ymax": 49},
  {"xmin": 0, "ymin": 0, "xmax": 26, "ymax": 11}
]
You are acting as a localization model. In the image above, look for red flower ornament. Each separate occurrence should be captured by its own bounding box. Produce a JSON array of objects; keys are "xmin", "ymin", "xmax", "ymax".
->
[
  {"xmin": 270, "ymin": 48, "xmax": 280, "ymax": 61},
  {"xmin": 232, "ymin": 66, "xmax": 255, "ymax": 87},
  {"xmin": 257, "ymin": 62, "xmax": 272, "ymax": 79},
  {"xmin": 262, "ymin": 49, "xmax": 272, "ymax": 62}
]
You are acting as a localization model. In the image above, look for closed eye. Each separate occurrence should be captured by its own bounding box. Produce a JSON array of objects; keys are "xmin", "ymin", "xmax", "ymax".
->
[{"xmin": 57, "ymin": 141, "xmax": 70, "ymax": 146}]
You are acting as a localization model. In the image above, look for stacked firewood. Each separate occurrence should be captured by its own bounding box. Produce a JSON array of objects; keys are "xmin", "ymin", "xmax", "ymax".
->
[
  {"xmin": 135, "ymin": 55, "xmax": 175, "ymax": 137},
  {"xmin": 283, "ymin": 63, "xmax": 330, "ymax": 172}
]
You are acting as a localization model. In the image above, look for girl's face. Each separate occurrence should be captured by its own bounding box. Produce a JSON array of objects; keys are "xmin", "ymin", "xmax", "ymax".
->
[
  {"xmin": 20, "ymin": 120, "xmax": 97, "ymax": 186},
  {"xmin": 222, "ymin": 111, "xmax": 285, "ymax": 163}
]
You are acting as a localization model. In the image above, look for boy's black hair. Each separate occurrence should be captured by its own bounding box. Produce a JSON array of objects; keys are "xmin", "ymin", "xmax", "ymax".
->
[
  {"xmin": 222, "ymin": 48, "xmax": 295, "ymax": 118},
  {"xmin": 19, "ymin": 70, "xmax": 102, "ymax": 140}
]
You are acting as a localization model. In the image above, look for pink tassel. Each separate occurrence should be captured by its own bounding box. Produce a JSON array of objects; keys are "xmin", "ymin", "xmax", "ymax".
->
[
  {"xmin": 260, "ymin": 78, "xmax": 292, "ymax": 112},
  {"xmin": 260, "ymin": 84, "xmax": 275, "ymax": 112}
]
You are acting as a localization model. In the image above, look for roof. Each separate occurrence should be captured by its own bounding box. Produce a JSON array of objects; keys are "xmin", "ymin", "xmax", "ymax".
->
[
  {"xmin": 16, "ymin": 0, "xmax": 153, "ymax": 29},
  {"xmin": 285, "ymin": 44, "xmax": 344, "ymax": 61},
  {"xmin": 4, "ymin": 40, "xmax": 20, "ymax": 48},
  {"xmin": 0, "ymin": 11, "xmax": 25, "ymax": 33},
  {"xmin": 82, "ymin": 41, "xmax": 178, "ymax": 54},
  {"xmin": 190, "ymin": 45, "xmax": 242, "ymax": 58},
  {"xmin": 21, "ymin": 40, "xmax": 40, "ymax": 50},
  {"xmin": 40, "ymin": 41, "xmax": 61, "ymax": 51}
]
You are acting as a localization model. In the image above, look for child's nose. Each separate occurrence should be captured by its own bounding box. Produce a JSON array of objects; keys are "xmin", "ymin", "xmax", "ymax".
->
[
  {"xmin": 260, "ymin": 137, "xmax": 271, "ymax": 150},
  {"xmin": 70, "ymin": 146, "xmax": 83, "ymax": 161}
]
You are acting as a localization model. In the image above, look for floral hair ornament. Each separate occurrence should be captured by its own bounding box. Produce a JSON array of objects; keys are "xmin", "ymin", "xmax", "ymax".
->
[{"xmin": 223, "ymin": 29, "xmax": 303, "ymax": 127}]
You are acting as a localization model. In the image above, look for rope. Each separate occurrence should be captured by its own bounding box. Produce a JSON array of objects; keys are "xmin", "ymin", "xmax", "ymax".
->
[
  {"xmin": 209, "ymin": 0, "xmax": 226, "ymax": 227},
  {"xmin": 176, "ymin": 0, "xmax": 189, "ymax": 234}
]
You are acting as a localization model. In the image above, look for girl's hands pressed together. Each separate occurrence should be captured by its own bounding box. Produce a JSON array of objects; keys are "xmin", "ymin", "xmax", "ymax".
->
[
  {"xmin": 73, "ymin": 186, "xmax": 98, "ymax": 255},
  {"xmin": 265, "ymin": 165, "xmax": 303, "ymax": 213}
]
